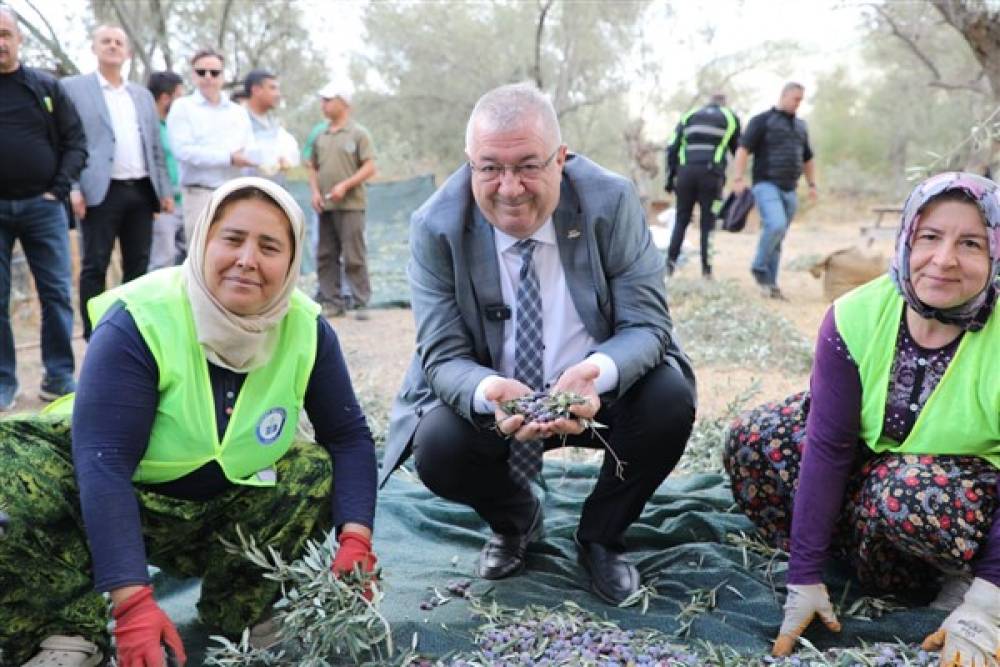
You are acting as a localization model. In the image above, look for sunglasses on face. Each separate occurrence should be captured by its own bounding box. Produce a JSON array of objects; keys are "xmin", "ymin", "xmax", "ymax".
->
[{"xmin": 194, "ymin": 68, "xmax": 223, "ymax": 78}]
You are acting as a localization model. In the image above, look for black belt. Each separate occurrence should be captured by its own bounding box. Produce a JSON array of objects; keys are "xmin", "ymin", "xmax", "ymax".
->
[{"xmin": 111, "ymin": 177, "xmax": 150, "ymax": 187}]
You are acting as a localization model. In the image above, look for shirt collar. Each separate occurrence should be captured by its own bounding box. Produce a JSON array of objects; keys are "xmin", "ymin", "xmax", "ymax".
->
[
  {"xmin": 325, "ymin": 119, "xmax": 354, "ymax": 134},
  {"xmin": 97, "ymin": 71, "xmax": 125, "ymax": 92},
  {"xmin": 494, "ymin": 218, "xmax": 556, "ymax": 254},
  {"xmin": 194, "ymin": 88, "xmax": 231, "ymax": 108}
]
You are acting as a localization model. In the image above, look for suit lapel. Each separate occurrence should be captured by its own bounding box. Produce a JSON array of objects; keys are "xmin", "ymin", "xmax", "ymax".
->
[
  {"xmin": 554, "ymin": 181, "xmax": 603, "ymax": 340},
  {"xmin": 466, "ymin": 207, "xmax": 505, "ymax": 367},
  {"xmin": 89, "ymin": 73, "xmax": 114, "ymax": 134},
  {"xmin": 125, "ymin": 83, "xmax": 150, "ymax": 161}
]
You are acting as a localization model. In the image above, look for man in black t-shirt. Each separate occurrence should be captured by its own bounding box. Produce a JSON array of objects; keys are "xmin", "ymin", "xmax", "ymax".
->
[
  {"xmin": 0, "ymin": 6, "xmax": 87, "ymax": 410},
  {"xmin": 731, "ymin": 82, "xmax": 817, "ymax": 299}
]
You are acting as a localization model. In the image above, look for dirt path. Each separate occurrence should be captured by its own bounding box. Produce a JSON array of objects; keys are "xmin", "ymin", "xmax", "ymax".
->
[{"xmin": 8, "ymin": 205, "xmax": 896, "ymax": 421}]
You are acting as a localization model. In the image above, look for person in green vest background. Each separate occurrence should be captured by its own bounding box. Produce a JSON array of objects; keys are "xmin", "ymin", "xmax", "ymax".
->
[
  {"xmin": 724, "ymin": 172, "xmax": 1000, "ymax": 664},
  {"xmin": 664, "ymin": 93, "xmax": 741, "ymax": 279},
  {"xmin": 0, "ymin": 177, "xmax": 379, "ymax": 666}
]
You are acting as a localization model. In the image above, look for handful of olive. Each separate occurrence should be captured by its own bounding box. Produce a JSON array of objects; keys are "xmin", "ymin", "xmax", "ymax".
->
[{"xmin": 499, "ymin": 391, "xmax": 589, "ymax": 425}]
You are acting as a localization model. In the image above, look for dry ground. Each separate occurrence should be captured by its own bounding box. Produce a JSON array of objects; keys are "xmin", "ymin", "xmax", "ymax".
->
[{"xmin": 8, "ymin": 194, "xmax": 898, "ymax": 428}]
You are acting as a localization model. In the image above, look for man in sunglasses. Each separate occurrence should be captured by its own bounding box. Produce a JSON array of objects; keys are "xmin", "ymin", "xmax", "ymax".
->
[
  {"xmin": 63, "ymin": 25, "xmax": 174, "ymax": 342},
  {"xmin": 383, "ymin": 83, "xmax": 697, "ymax": 606},
  {"xmin": 166, "ymin": 48, "xmax": 255, "ymax": 246}
]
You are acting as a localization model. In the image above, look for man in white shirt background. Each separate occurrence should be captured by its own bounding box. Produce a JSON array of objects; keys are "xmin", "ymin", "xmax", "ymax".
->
[
  {"xmin": 166, "ymin": 48, "xmax": 255, "ymax": 244},
  {"xmin": 62, "ymin": 25, "xmax": 173, "ymax": 341},
  {"xmin": 243, "ymin": 69, "xmax": 299, "ymax": 184}
]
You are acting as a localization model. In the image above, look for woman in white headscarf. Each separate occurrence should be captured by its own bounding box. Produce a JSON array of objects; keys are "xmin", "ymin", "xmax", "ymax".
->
[{"xmin": 0, "ymin": 178, "xmax": 378, "ymax": 667}]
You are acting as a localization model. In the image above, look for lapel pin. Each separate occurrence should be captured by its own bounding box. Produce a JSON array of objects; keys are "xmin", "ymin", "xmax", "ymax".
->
[{"xmin": 567, "ymin": 229, "xmax": 581, "ymax": 239}]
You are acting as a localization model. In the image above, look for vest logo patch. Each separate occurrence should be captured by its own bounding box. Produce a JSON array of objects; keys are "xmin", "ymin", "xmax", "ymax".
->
[{"xmin": 256, "ymin": 407, "xmax": 287, "ymax": 445}]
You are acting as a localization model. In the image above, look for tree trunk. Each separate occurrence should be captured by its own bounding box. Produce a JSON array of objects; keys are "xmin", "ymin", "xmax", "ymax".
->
[{"xmin": 931, "ymin": 0, "xmax": 1000, "ymax": 172}]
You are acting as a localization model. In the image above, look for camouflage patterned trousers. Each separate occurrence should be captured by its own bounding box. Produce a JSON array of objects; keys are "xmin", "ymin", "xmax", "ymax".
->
[{"xmin": 0, "ymin": 416, "xmax": 333, "ymax": 665}]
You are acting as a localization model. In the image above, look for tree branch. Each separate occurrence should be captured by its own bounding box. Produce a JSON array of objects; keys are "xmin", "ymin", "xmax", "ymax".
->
[
  {"xmin": 151, "ymin": 0, "xmax": 173, "ymax": 70},
  {"xmin": 18, "ymin": 0, "xmax": 80, "ymax": 74},
  {"xmin": 928, "ymin": 79, "xmax": 989, "ymax": 94},
  {"xmin": 107, "ymin": 0, "xmax": 152, "ymax": 80},
  {"xmin": 870, "ymin": 3, "xmax": 942, "ymax": 81},
  {"xmin": 532, "ymin": 0, "xmax": 553, "ymax": 89},
  {"xmin": 556, "ymin": 88, "xmax": 621, "ymax": 119},
  {"xmin": 217, "ymin": 0, "xmax": 235, "ymax": 50}
]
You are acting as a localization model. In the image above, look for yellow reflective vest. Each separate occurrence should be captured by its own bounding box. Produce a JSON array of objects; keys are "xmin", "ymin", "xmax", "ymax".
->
[
  {"xmin": 87, "ymin": 267, "xmax": 320, "ymax": 486},
  {"xmin": 834, "ymin": 275, "xmax": 1000, "ymax": 467}
]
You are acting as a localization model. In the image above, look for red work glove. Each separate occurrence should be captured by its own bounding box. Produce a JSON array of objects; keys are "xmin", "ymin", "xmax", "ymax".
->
[
  {"xmin": 112, "ymin": 586, "xmax": 187, "ymax": 667},
  {"xmin": 332, "ymin": 530, "xmax": 378, "ymax": 600}
]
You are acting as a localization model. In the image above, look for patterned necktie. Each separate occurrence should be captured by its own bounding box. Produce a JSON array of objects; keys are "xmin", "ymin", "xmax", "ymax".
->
[{"xmin": 509, "ymin": 239, "xmax": 544, "ymax": 486}]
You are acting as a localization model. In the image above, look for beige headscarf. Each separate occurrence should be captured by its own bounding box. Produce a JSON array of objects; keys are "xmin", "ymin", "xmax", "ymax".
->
[{"xmin": 182, "ymin": 176, "xmax": 306, "ymax": 372}]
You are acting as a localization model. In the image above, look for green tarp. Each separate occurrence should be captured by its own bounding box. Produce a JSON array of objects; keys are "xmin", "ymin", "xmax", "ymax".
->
[
  {"xmin": 163, "ymin": 462, "xmax": 945, "ymax": 664},
  {"xmin": 285, "ymin": 175, "xmax": 437, "ymax": 307}
]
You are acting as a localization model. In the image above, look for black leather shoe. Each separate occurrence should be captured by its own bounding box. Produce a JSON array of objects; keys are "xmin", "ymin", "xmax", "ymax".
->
[
  {"xmin": 575, "ymin": 533, "xmax": 640, "ymax": 605},
  {"xmin": 475, "ymin": 502, "xmax": 543, "ymax": 580}
]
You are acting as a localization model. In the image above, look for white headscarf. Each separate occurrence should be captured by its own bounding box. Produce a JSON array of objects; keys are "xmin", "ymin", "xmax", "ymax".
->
[{"xmin": 182, "ymin": 177, "xmax": 306, "ymax": 372}]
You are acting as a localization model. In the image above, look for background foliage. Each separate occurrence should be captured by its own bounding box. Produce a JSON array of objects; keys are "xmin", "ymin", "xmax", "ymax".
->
[{"xmin": 10, "ymin": 0, "xmax": 1000, "ymax": 197}]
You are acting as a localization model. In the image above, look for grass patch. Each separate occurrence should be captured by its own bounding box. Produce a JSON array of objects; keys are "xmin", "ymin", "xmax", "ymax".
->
[{"xmin": 669, "ymin": 277, "xmax": 813, "ymax": 375}]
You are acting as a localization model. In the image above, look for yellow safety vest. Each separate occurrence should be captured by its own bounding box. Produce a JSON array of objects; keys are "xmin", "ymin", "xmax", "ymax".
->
[
  {"xmin": 834, "ymin": 275, "xmax": 1000, "ymax": 467},
  {"xmin": 86, "ymin": 267, "xmax": 320, "ymax": 485}
]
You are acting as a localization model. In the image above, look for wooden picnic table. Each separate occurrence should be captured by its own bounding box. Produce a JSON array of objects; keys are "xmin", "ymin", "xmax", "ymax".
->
[{"xmin": 860, "ymin": 205, "xmax": 903, "ymax": 238}]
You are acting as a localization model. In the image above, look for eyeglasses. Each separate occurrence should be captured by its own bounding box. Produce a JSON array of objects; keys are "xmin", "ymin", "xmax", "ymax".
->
[
  {"xmin": 469, "ymin": 147, "xmax": 561, "ymax": 183},
  {"xmin": 194, "ymin": 68, "xmax": 223, "ymax": 78}
]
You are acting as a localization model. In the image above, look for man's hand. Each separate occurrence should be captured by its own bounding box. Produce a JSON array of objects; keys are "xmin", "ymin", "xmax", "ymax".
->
[
  {"xmin": 807, "ymin": 183, "xmax": 819, "ymax": 203},
  {"xmin": 230, "ymin": 149, "xmax": 256, "ymax": 168},
  {"xmin": 329, "ymin": 181, "xmax": 349, "ymax": 202},
  {"xmin": 160, "ymin": 197, "xmax": 174, "ymax": 214},
  {"xmin": 310, "ymin": 189, "xmax": 325, "ymax": 214},
  {"xmin": 112, "ymin": 586, "xmax": 187, "ymax": 666},
  {"xmin": 731, "ymin": 176, "xmax": 748, "ymax": 195},
  {"xmin": 70, "ymin": 190, "xmax": 87, "ymax": 220},
  {"xmin": 922, "ymin": 578, "xmax": 1000, "ymax": 667},
  {"xmin": 548, "ymin": 362, "xmax": 601, "ymax": 436},
  {"xmin": 484, "ymin": 378, "xmax": 549, "ymax": 442},
  {"xmin": 771, "ymin": 583, "xmax": 841, "ymax": 657}
]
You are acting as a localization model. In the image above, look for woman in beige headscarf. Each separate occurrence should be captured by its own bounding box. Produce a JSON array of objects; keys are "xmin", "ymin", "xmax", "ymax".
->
[{"xmin": 1, "ymin": 178, "xmax": 378, "ymax": 667}]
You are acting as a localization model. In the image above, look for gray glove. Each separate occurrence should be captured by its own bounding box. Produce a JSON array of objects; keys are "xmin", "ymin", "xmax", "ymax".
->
[
  {"xmin": 772, "ymin": 583, "xmax": 841, "ymax": 656},
  {"xmin": 922, "ymin": 577, "xmax": 1000, "ymax": 666}
]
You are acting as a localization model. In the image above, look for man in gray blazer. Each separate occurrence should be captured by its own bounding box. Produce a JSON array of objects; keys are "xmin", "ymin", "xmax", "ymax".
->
[
  {"xmin": 63, "ymin": 25, "xmax": 172, "ymax": 339},
  {"xmin": 383, "ymin": 83, "xmax": 696, "ymax": 605}
]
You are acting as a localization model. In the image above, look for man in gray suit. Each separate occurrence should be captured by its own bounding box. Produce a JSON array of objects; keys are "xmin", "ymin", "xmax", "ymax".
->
[
  {"xmin": 383, "ymin": 83, "xmax": 696, "ymax": 605},
  {"xmin": 63, "ymin": 25, "xmax": 172, "ymax": 339}
]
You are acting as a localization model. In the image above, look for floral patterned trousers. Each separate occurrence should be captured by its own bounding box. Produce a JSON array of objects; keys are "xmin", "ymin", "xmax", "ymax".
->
[{"xmin": 724, "ymin": 391, "xmax": 999, "ymax": 591}]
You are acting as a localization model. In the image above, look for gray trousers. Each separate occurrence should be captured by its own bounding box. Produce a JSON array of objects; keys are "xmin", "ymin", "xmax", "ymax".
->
[
  {"xmin": 148, "ymin": 209, "xmax": 181, "ymax": 271},
  {"xmin": 317, "ymin": 209, "xmax": 371, "ymax": 308}
]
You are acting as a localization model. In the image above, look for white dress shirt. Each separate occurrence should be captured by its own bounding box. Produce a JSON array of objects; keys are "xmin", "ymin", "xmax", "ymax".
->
[
  {"xmin": 98, "ymin": 72, "xmax": 146, "ymax": 180},
  {"xmin": 165, "ymin": 90, "xmax": 255, "ymax": 188},
  {"xmin": 473, "ymin": 219, "xmax": 619, "ymax": 414}
]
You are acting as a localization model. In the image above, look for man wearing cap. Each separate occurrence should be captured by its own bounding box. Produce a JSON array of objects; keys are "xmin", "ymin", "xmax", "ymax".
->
[
  {"xmin": 308, "ymin": 82, "xmax": 376, "ymax": 319},
  {"xmin": 166, "ymin": 48, "xmax": 255, "ymax": 244},
  {"xmin": 243, "ymin": 69, "xmax": 298, "ymax": 184}
]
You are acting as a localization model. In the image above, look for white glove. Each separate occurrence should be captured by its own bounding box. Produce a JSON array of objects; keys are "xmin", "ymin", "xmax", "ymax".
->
[
  {"xmin": 772, "ymin": 583, "xmax": 842, "ymax": 656},
  {"xmin": 923, "ymin": 577, "xmax": 1000, "ymax": 667}
]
